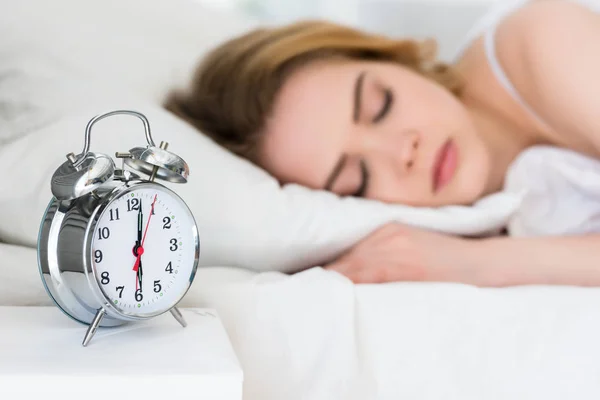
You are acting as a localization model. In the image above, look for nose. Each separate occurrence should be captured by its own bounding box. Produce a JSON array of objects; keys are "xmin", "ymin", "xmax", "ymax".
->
[
  {"xmin": 353, "ymin": 128, "xmax": 420, "ymax": 172},
  {"xmin": 395, "ymin": 130, "xmax": 419, "ymax": 172}
]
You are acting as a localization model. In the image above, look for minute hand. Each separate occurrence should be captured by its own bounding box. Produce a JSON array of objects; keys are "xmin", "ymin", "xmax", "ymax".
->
[{"xmin": 137, "ymin": 199, "xmax": 143, "ymax": 244}]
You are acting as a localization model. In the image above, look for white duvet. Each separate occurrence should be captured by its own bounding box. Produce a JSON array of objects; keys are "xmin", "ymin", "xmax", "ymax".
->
[{"xmin": 4, "ymin": 243, "xmax": 600, "ymax": 400}]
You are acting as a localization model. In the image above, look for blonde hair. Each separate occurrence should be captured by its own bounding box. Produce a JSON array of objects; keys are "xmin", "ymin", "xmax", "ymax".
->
[{"xmin": 164, "ymin": 20, "xmax": 463, "ymax": 164}]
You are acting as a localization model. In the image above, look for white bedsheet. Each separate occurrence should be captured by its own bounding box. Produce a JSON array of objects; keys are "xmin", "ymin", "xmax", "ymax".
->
[{"xmin": 4, "ymin": 243, "xmax": 600, "ymax": 400}]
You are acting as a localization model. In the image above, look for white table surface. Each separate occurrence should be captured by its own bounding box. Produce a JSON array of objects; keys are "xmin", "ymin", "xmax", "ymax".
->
[{"xmin": 0, "ymin": 306, "xmax": 243, "ymax": 399}]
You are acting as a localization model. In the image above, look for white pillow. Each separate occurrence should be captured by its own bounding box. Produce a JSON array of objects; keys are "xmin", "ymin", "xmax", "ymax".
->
[
  {"xmin": 0, "ymin": 96, "xmax": 520, "ymax": 272},
  {"xmin": 0, "ymin": 0, "xmax": 522, "ymax": 273},
  {"xmin": 0, "ymin": 243, "xmax": 53, "ymax": 307},
  {"xmin": 505, "ymin": 145, "xmax": 600, "ymax": 236}
]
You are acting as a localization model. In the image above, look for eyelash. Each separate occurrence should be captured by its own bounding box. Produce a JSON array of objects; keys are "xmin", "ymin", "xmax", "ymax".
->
[
  {"xmin": 353, "ymin": 159, "xmax": 369, "ymax": 198},
  {"xmin": 372, "ymin": 89, "xmax": 393, "ymax": 123},
  {"xmin": 351, "ymin": 88, "xmax": 391, "ymax": 197}
]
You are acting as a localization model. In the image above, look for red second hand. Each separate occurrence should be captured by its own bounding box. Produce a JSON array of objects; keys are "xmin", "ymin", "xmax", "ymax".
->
[
  {"xmin": 133, "ymin": 248, "xmax": 144, "ymax": 291},
  {"xmin": 141, "ymin": 194, "xmax": 158, "ymax": 248}
]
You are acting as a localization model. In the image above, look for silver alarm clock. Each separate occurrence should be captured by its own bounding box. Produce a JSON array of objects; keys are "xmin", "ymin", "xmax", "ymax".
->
[{"xmin": 37, "ymin": 110, "xmax": 200, "ymax": 346}]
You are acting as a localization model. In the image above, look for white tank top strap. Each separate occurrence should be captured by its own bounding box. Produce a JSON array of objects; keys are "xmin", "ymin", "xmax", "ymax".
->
[
  {"xmin": 455, "ymin": 0, "xmax": 599, "ymax": 130},
  {"xmin": 483, "ymin": 19, "xmax": 551, "ymax": 130}
]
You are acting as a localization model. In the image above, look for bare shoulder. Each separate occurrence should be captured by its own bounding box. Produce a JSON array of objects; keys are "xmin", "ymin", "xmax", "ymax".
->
[
  {"xmin": 496, "ymin": 0, "xmax": 598, "ymax": 60},
  {"xmin": 500, "ymin": 0, "xmax": 597, "ymax": 31},
  {"xmin": 495, "ymin": 0, "xmax": 600, "ymax": 150}
]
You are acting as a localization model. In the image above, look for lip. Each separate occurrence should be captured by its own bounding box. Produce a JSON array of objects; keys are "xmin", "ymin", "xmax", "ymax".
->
[{"xmin": 432, "ymin": 139, "xmax": 458, "ymax": 194}]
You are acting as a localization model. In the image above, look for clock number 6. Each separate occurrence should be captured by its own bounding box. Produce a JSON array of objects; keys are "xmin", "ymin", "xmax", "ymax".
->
[{"xmin": 135, "ymin": 289, "xmax": 143, "ymax": 302}]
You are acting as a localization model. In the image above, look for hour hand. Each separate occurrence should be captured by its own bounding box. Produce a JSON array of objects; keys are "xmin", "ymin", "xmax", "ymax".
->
[{"xmin": 137, "ymin": 258, "xmax": 143, "ymax": 291}]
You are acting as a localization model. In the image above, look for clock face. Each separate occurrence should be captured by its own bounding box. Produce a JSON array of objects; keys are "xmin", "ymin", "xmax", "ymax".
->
[{"xmin": 90, "ymin": 183, "xmax": 198, "ymax": 317}]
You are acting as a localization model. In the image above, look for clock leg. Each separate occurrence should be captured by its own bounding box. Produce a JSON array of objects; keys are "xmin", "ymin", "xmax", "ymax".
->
[
  {"xmin": 82, "ymin": 308, "xmax": 106, "ymax": 347},
  {"xmin": 170, "ymin": 307, "xmax": 187, "ymax": 328}
]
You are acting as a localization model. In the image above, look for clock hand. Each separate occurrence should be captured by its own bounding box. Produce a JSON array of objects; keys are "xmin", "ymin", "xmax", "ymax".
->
[
  {"xmin": 132, "ymin": 195, "xmax": 157, "ymax": 284},
  {"xmin": 137, "ymin": 198, "xmax": 143, "ymax": 244},
  {"xmin": 133, "ymin": 250, "xmax": 143, "ymax": 292},
  {"xmin": 137, "ymin": 257, "xmax": 143, "ymax": 292},
  {"xmin": 134, "ymin": 198, "xmax": 144, "ymax": 292},
  {"xmin": 141, "ymin": 194, "xmax": 157, "ymax": 248}
]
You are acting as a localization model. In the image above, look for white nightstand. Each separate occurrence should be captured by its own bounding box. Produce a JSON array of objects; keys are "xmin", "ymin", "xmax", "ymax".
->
[{"xmin": 0, "ymin": 306, "xmax": 243, "ymax": 400}]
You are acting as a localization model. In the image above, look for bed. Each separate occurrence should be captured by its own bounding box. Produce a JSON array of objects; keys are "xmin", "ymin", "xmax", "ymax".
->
[{"xmin": 2, "ymin": 0, "xmax": 600, "ymax": 399}]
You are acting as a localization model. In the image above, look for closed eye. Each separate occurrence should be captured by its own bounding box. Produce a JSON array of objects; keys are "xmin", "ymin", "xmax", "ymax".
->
[
  {"xmin": 352, "ymin": 159, "xmax": 370, "ymax": 198},
  {"xmin": 372, "ymin": 89, "xmax": 393, "ymax": 123}
]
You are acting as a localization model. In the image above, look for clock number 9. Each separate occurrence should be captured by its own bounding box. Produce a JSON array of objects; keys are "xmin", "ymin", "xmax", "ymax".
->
[{"xmin": 94, "ymin": 250, "xmax": 103, "ymax": 263}]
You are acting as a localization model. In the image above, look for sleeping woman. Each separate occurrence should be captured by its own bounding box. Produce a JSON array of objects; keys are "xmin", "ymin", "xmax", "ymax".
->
[{"xmin": 165, "ymin": 0, "xmax": 600, "ymax": 287}]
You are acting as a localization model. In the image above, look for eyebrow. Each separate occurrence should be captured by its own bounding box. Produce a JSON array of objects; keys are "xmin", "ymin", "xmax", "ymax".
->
[
  {"xmin": 353, "ymin": 71, "xmax": 366, "ymax": 122},
  {"xmin": 324, "ymin": 71, "xmax": 365, "ymax": 190}
]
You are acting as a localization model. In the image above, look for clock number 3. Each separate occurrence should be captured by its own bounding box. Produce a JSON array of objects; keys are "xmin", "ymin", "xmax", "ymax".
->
[{"xmin": 170, "ymin": 238, "xmax": 178, "ymax": 251}]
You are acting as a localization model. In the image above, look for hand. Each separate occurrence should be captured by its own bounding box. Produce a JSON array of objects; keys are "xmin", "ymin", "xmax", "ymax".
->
[
  {"xmin": 137, "ymin": 258, "xmax": 143, "ymax": 293},
  {"xmin": 132, "ymin": 195, "xmax": 158, "ymax": 291},
  {"xmin": 137, "ymin": 198, "xmax": 143, "ymax": 244},
  {"xmin": 135, "ymin": 199, "xmax": 144, "ymax": 291},
  {"xmin": 324, "ymin": 223, "xmax": 469, "ymax": 284}
]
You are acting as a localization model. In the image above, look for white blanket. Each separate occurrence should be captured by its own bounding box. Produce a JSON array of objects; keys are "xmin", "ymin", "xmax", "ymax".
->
[{"xmin": 4, "ymin": 243, "xmax": 600, "ymax": 400}]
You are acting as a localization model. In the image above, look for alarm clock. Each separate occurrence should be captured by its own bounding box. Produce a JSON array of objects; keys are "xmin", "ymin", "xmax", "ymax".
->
[{"xmin": 37, "ymin": 110, "xmax": 200, "ymax": 346}]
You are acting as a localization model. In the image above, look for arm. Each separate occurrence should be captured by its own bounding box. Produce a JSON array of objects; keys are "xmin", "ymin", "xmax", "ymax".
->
[
  {"xmin": 324, "ymin": 223, "xmax": 600, "ymax": 287},
  {"xmin": 496, "ymin": 1, "xmax": 600, "ymax": 149},
  {"xmin": 462, "ymin": 234, "xmax": 600, "ymax": 287}
]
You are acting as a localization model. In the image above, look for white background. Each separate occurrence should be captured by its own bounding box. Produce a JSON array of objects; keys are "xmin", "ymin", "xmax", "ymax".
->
[{"xmin": 194, "ymin": 0, "xmax": 502, "ymax": 60}]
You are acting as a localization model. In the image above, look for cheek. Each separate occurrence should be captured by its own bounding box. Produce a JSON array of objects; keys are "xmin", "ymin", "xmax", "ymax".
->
[
  {"xmin": 365, "ymin": 158, "xmax": 433, "ymax": 206},
  {"xmin": 449, "ymin": 127, "xmax": 491, "ymax": 203}
]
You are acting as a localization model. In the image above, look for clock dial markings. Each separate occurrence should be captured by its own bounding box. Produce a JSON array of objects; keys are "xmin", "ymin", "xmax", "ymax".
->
[{"xmin": 92, "ymin": 186, "xmax": 195, "ymax": 315}]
